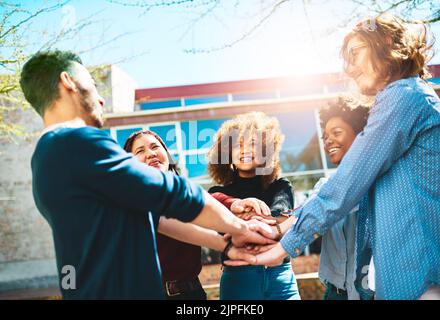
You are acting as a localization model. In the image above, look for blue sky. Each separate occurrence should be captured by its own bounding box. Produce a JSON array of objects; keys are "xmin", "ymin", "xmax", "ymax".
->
[{"xmin": 6, "ymin": 0, "xmax": 440, "ymax": 89}]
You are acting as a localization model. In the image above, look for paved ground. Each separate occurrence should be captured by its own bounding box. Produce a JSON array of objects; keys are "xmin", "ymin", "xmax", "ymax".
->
[{"xmin": 0, "ymin": 259, "xmax": 59, "ymax": 299}]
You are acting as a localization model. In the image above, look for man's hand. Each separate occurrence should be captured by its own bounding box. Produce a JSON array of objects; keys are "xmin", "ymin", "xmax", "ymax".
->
[
  {"xmin": 254, "ymin": 243, "xmax": 289, "ymax": 267},
  {"xmin": 231, "ymin": 219, "xmax": 277, "ymax": 248},
  {"xmin": 230, "ymin": 198, "xmax": 271, "ymax": 218},
  {"xmin": 224, "ymin": 243, "xmax": 278, "ymax": 266},
  {"xmin": 224, "ymin": 243, "xmax": 289, "ymax": 267},
  {"xmin": 246, "ymin": 215, "xmax": 277, "ymax": 225},
  {"xmin": 226, "ymin": 246, "xmax": 257, "ymax": 265}
]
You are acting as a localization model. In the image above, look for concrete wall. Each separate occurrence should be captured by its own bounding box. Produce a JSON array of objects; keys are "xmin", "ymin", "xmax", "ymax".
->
[
  {"xmin": 110, "ymin": 65, "xmax": 137, "ymax": 114},
  {"xmin": 0, "ymin": 107, "xmax": 52, "ymax": 263}
]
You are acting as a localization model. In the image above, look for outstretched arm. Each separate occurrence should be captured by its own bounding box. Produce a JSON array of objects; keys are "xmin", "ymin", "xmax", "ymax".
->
[
  {"xmin": 70, "ymin": 129, "xmax": 277, "ymax": 246},
  {"xmin": 280, "ymin": 84, "xmax": 424, "ymax": 258},
  {"xmin": 158, "ymin": 217, "xmax": 227, "ymax": 251},
  {"xmin": 191, "ymin": 191, "xmax": 277, "ymax": 248},
  {"xmin": 158, "ymin": 217, "xmax": 259, "ymax": 263}
]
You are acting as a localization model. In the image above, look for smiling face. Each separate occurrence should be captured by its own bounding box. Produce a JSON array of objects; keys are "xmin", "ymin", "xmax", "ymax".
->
[
  {"xmin": 131, "ymin": 134, "xmax": 170, "ymax": 172},
  {"xmin": 323, "ymin": 117, "xmax": 357, "ymax": 165},
  {"xmin": 231, "ymin": 135, "xmax": 264, "ymax": 178},
  {"xmin": 344, "ymin": 36, "xmax": 385, "ymax": 96}
]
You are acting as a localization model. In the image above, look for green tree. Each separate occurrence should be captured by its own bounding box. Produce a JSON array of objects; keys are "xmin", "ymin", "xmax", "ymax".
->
[{"xmin": 0, "ymin": 1, "xmax": 141, "ymax": 142}]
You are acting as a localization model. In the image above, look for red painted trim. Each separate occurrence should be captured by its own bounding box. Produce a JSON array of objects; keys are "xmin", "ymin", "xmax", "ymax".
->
[
  {"xmin": 429, "ymin": 65, "xmax": 440, "ymax": 78},
  {"xmin": 104, "ymin": 97, "xmax": 337, "ymax": 127},
  {"xmin": 135, "ymin": 64, "xmax": 440, "ymax": 102},
  {"xmin": 135, "ymin": 72, "xmax": 347, "ymax": 102}
]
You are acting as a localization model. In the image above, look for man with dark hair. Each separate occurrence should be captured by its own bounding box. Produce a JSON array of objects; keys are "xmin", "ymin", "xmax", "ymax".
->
[
  {"xmin": 20, "ymin": 50, "xmax": 104, "ymax": 128},
  {"xmin": 20, "ymin": 51, "xmax": 82, "ymax": 116},
  {"xmin": 231, "ymin": 14, "xmax": 440, "ymax": 300},
  {"xmin": 21, "ymin": 50, "xmax": 275, "ymax": 299}
]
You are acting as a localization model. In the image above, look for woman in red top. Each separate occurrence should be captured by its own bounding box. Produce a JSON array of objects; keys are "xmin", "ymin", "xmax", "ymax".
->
[{"xmin": 124, "ymin": 129, "xmax": 272, "ymax": 299}]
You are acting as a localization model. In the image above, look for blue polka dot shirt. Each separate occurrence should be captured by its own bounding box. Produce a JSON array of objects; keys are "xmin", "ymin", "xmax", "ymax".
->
[{"xmin": 280, "ymin": 76, "xmax": 440, "ymax": 299}]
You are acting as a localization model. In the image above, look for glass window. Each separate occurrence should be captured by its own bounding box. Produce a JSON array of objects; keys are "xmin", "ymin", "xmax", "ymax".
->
[
  {"xmin": 275, "ymin": 111, "xmax": 323, "ymax": 173},
  {"xmin": 184, "ymin": 95, "xmax": 228, "ymax": 106},
  {"xmin": 149, "ymin": 124, "xmax": 178, "ymax": 151},
  {"xmin": 170, "ymin": 153, "xmax": 179, "ymax": 163},
  {"xmin": 185, "ymin": 154, "xmax": 208, "ymax": 178},
  {"xmin": 116, "ymin": 127, "xmax": 143, "ymax": 148},
  {"xmin": 232, "ymin": 91, "xmax": 276, "ymax": 101},
  {"xmin": 139, "ymin": 99, "xmax": 181, "ymax": 110},
  {"xmin": 180, "ymin": 118, "xmax": 228, "ymax": 150}
]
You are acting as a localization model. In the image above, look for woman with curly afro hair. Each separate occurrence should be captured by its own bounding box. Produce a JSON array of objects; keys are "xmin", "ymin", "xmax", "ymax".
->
[{"xmin": 207, "ymin": 112, "xmax": 300, "ymax": 300}]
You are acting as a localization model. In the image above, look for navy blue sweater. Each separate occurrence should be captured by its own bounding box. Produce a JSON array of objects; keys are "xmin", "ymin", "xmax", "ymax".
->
[{"xmin": 31, "ymin": 126, "xmax": 205, "ymax": 299}]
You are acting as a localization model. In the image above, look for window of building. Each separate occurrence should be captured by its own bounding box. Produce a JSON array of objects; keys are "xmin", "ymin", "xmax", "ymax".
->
[
  {"xmin": 149, "ymin": 124, "xmax": 178, "ymax": 151},
  {"xmin": 184, "ymin": 95, "xmax": 228, "ymax": 106},
  {"xmin": 275, "ymin": 111, "xmax": 323, "ymax": 174},
  {"xmin": 180, "ymin": 118, "xmax": 228, "ymax": 150},
  {"xmin": 115, "ymin": 127, "xmax": 143, "ymax": 148},
  {"xmin": 184, "ymin": 154, "xmax": 209, "ymax": 178},
  {"xmin": 139, "ymin": 99, "xmax": 182, "ymax": 110}
]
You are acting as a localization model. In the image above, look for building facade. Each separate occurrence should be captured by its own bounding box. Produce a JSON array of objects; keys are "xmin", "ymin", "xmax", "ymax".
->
[
  {"xmin": 0, "ymin": 64, "xmax": 439, "ymax": 298},
  {"xmin": 104, "ymin": 66, "xmax": 440, "ymax": 195}
]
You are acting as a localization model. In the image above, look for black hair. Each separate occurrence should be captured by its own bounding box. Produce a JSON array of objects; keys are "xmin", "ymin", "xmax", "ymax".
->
[
  {"xmin": 19, "ymin": 50, "xmax": 82, "ymax": 116},
  {"xmin": 319, "ymin": 96, "xmax": 370, "ymax": 135},
  {"xmin": 123, "ymin": 129, "xmax": 180, "ymax": 176}
]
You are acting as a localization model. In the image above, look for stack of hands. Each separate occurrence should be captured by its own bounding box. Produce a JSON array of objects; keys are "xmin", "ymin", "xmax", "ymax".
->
[{"xmin": 224, "ymin": 198, "xmax": 296, "ymax": 267}]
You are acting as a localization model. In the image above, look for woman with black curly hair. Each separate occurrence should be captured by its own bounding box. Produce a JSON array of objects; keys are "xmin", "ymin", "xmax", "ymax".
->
[{"xmin": 314, "ymin": 97, "xmax": 370, "ymax": 300}]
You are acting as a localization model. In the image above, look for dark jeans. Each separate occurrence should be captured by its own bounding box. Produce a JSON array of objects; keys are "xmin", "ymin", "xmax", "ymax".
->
[{"xmin": 323, "ymin": 282, "xmax": 348, "ymax": 300}]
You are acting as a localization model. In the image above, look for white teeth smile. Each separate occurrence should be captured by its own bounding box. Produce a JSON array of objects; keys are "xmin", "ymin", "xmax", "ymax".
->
[
  {"xmin": 240, "ymin": 157, "xmax": 253, "ymax": 163},
  {"xmin": 329, "ymin": 148, "xmax": 340, "ymax": 155}
]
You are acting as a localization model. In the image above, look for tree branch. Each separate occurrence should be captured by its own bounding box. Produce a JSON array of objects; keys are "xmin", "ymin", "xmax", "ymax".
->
[
  {"xmin": 184, "ymin": 0, "xmax": 291, "ymax": 53},
  {"xmin": 0, "ymin": 0, "xmax": 70, "ymax": 40}
]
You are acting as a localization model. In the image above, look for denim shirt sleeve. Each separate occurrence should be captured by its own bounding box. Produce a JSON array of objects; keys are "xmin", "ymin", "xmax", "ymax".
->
[{"xmin": 280, "ymin": 80, "xmax": 423, "ymax": 257}]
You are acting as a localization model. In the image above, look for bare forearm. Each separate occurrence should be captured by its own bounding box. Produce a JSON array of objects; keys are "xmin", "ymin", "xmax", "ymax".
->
[
  {"xmin": 190, "ymin": 190, "xmax": 248, "ymax": 235},
  {"xmin": 271, "ymin": 215, "xmax": 297, "ymax": 236},
  {"xmin": 272, "ymin": 215, "xmax": 288, "ymax": 224},
  {"xmin": 158, "ymin": 217, "xmax": 227, "ymax": 251}
]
